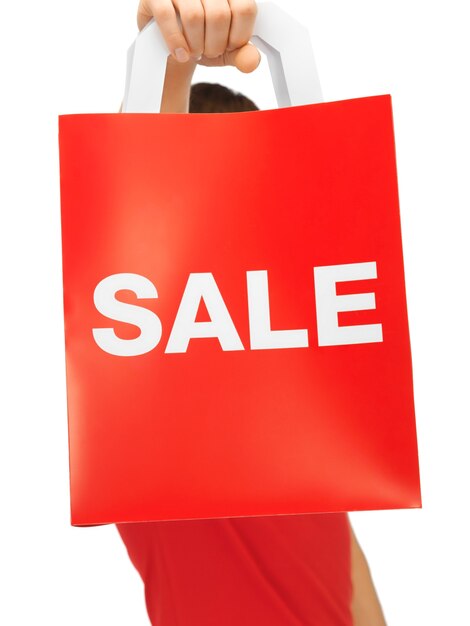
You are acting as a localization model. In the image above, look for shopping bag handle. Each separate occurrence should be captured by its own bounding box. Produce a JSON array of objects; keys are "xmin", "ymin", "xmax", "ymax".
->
[{"xmin": 122, "ymin": 0, "xmax": 323, "ymax": 112}]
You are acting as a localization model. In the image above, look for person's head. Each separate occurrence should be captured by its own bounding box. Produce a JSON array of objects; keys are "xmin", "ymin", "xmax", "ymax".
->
[{"xmin": 189, "ymin": 82, "xmax": 259, "ymax": 113}]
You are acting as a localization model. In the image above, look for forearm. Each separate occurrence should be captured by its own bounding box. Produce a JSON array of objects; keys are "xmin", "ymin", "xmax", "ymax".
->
[
  {"xmin": 160, "ymin": 56, "xmax": 197, "ymax": 113},
  {"xmin": 119, "ymin": 56, "xmax": 196, "ymax": 114},
  {"xmin": 349, "ymin": 524, "xmax": 387, "ymax": 626}
]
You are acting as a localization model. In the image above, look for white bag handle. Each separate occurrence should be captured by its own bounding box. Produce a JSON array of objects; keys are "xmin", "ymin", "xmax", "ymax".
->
[{"xmin": 122, "ymin": 1, "xmax": 322, "ymax": 112}]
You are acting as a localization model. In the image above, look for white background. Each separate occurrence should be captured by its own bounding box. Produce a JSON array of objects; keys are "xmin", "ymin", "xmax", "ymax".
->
[{"xmin": 0, "ymin": 0, "xmax": 468, "ymax": 624}]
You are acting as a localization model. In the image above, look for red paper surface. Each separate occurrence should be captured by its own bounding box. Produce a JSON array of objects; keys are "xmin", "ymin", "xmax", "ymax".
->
[{"xmin": 58, "ymin": 95, "xmax": 421, "ymax": 526}]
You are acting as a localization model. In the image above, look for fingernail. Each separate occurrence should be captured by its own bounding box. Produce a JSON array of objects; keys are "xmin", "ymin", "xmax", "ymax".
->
[{"xmin": 174, "ymin": 47, "xmax": 190, "ymax": 62}]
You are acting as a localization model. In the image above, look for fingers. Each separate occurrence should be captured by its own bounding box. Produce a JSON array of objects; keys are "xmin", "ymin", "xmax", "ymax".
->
[
  {"xmin": 196, "ymin": 43, "xmax": 260, "ymax": 73},
  {"xmin": 226, "ymin": 0, "xmax": 257, "ymax": 52},
  {"xmin": 140, "ymin": 0, "xmax": 192, "ymax": 62},
  {"xmin": 137, "ymin": 0, "xmax": 155, "ymax": 30},
  {"xmin": 173, "ymin": 0, "xmax": 205, "ymax": 59},
  {"xmin": 137, "ymin": 0, "xmax": 260, "ymax": 70},
  {"xmin": 200, "ymin": 0, "xmax": 231, "ymax": 59},
  {"xmin": 225, "ymin": 43, "xmax": 260, "ymax": 73}
]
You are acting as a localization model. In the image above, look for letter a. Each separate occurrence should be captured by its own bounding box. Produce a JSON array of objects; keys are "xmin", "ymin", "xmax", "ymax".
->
[{"xmin": 165, "ymin": 273, "xmax": 244, "ymax": 353}]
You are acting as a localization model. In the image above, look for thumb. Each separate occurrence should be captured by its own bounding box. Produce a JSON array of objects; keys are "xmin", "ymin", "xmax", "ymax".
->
[{"xmin": 224, "ymin": 43, "xmax": 261, "ymax": 73}]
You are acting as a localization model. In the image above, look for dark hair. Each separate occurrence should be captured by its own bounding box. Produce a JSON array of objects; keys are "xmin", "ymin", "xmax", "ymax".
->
[{"xmin": 189, "ymin": 82, "xmax": 259, "ymax": 113}]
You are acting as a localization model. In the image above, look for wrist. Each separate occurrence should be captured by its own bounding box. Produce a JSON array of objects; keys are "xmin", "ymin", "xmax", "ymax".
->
[{"xmin": 166, "ymin": 54, "xmax": 198, "ymax": 77}]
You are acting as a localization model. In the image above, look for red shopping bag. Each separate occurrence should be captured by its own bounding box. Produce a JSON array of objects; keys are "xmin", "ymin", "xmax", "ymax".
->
[{"xmin": 59, "ymin": 3, "xmax": 421, "ymax": 526}]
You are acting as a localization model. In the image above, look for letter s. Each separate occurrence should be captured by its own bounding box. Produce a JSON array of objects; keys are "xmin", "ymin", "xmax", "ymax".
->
[{"xmin": 92, "ymin": 273, "xmax": 162, "ymax": 357}]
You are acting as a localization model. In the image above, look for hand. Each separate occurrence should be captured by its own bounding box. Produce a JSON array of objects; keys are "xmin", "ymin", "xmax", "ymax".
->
[{"xmin": 137, "ymin": 0, "xmax": 261, "ymax": 73}]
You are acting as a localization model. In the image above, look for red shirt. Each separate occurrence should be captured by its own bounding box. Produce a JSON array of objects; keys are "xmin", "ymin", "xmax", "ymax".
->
[{"xmin": 116, "ymin": 512, "xmax": 352, "ymax": 626}]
